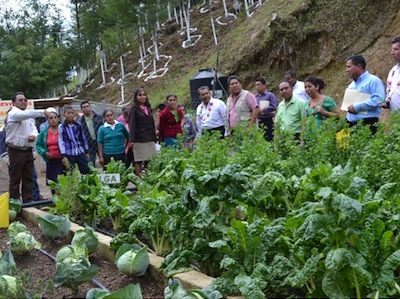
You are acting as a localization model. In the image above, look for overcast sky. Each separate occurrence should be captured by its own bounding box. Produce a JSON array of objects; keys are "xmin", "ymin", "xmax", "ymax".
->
[{"xmin": 0, "ymin": 0, "xmax": 72, "ymax": 24}]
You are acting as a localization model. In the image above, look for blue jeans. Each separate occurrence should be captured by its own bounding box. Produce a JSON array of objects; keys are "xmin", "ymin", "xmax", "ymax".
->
[{"xmin": 32, "ymin": 164, "xmax": 41, "ymax": 200}]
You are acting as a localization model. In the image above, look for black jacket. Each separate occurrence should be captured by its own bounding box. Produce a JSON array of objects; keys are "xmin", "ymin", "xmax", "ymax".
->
[{"xmin": 128, "ymin": 106, "xmax": 157, "ymax": 143}]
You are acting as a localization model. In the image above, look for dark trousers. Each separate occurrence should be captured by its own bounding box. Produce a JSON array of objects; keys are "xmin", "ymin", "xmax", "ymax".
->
[
  {"xmin": 259, "ymin": 117, "xmax": 274, "ymax": 141},
  {"xmin": 125, "ymin": 148, "xmax": 134, "ymax": 168},
  {"xmin": 203, "ymin": 126, "xmax": 225, "ymax": 139},
  {"xmin": 88, "ymin": 140, "xmax": 98, "ymax": 165},
  {"xmin": 103, "ymin": 153, "xmax": 126, "ymax": 170},
  {"xmin": 8, "ymin": 146, "xmax": 34, "ymax": 201},
  {"xmin": 347, "ymin": 117, "xmax": 379, "ymax": 135},
  {"xmin": 66, "ymin": 154, "xmax": 90, "ymax": 174}
]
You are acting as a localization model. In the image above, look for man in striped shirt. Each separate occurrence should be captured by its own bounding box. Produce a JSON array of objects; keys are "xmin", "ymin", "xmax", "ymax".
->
[{"xmin": 58, "ymin": 106, "xmax": 90, "ymax": 174}]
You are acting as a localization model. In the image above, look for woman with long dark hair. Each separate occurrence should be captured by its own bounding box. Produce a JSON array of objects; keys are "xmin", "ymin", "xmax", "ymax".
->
[
  {"xmin": 128, "ymin": 88, "xmax": 157, "ymax": 176},
  {"xmin": 159, "ymin": 94, "xmax": 184, "ymax": 147}
]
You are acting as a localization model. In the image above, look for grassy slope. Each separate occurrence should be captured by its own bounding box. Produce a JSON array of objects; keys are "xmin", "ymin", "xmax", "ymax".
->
[{"xmin": 77, "ymin": 0, "xmax": 400, "ymax": 108}]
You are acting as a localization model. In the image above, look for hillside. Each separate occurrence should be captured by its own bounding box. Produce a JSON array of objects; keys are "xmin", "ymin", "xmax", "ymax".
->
[{"xmin": 76, "ymin": 0, "xmax": 400, "ymax": 108}]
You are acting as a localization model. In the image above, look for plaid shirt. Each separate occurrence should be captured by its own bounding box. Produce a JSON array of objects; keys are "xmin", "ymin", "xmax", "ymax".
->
[{"xmin": 58, "ymin": 121, "xmax": 89, "ymax": 156}]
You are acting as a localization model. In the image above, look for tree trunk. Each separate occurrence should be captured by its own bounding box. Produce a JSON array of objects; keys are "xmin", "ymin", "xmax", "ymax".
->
[
  {"xmin": 222, "ymin": 0, "xmax": 228, "ymax": 17},
  {"xmin": 167, "ymin": 2, "xmax": 172, "ymax": 20},
  {"xmin": 152, "ymin": 30, "xmax": 159, "ymax": 61},
  {"xmin": 174, "ymin": 6, "xmax": 179, "ymax": 24},
  {"xmin": 119, "ymin": 55, "xmax": 125, "ymax": 104},
  {"xmin": 182, "ymin": 0, "xmax": 191, "ymax": 43},
  {"xmin": 209, "ymin": 0, "xmax": 218, "ymax": 46},
  {"xmin": 244, "ymin": 0, "xmax": 250, "ymax": 17},
  {"xmin": 100, "ymin": 53, "xmax": 106, "ymax": 86}
]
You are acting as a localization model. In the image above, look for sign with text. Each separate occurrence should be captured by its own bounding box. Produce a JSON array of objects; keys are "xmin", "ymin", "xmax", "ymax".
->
[
  {"xmin": 97, "ymin": 173, "xmax": 121, "ymax": 184},
  {"xmin": 0, "ymin": 100, "xmax": 35, "ymax": 129}
]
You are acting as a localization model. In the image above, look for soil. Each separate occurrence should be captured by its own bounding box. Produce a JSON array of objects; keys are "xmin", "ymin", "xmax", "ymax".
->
[{"xmin": 0, "ymin": 216, "xmax": 164, "ymax": 299}]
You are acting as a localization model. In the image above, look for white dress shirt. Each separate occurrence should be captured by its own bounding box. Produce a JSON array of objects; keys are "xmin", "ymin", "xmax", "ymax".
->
[{"xmin": 196, "ymin": 98, "xmax": 227, "ymax": 136}]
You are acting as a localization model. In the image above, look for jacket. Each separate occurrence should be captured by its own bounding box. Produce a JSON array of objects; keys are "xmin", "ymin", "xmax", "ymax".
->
[
  {"xmin": 78, "ymin": 111, "xmax": 103, "ymax": 145},
  {"xmin": 128, "ymin": 105, "xmax": 157, "ymax": 143},
  {"xmin": 159, "ymin": 108, "xmax": 183, "ymax": 140}
]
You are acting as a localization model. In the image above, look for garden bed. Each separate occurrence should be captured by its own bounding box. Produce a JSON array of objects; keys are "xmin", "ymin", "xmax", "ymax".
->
[{"xmin": 0, "ymin": 212, "xmax": 164, "ymax": 299}]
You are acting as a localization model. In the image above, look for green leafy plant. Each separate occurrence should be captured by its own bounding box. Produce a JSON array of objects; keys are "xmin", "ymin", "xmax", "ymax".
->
[
  {"xmin": 71, "ymin": 227, "xmax": 99, "ymax": 254},
  {"xmin": 86, "ymin": 283, "xmax": 143, "ymax": 299},
  {"xmin": 37, "ymin": 214, "xmax": 71, "ymax": 240},
  {"xmin": 115, "ymin": 244, "xmax": 149, "ymax": 277}
]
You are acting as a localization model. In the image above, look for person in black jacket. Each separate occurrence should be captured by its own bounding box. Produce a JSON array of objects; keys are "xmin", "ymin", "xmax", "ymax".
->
[
  {"xmin": 78, "ymin": 101, "xmax": 103, "ymax": 166},
  {"xmin": 128, "ymin": 88, "xmax": 157, "ymax": 176}
]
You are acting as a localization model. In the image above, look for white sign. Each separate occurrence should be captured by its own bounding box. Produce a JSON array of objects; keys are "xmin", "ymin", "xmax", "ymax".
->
[
  {"xmin": 0, "ymin": 100, "xmax": 35, "ymax": 129},
  {"xmin": 97, "ymin": 173, "xmax": 121, "ymax": 184}
]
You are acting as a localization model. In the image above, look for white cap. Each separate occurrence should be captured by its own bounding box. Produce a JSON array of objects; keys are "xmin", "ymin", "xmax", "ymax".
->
[{"xmin": 45, "ymin": 107, "xmax": 57, "ymax": 115}]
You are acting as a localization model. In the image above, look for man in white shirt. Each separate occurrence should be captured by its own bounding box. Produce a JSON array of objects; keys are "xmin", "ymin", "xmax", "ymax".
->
[
  {"xmin": 196, "ymin": 86, "xmax": 227, "ymax": 138},
  {"xmin": 385, "ymin": 36, "xmax": 400, "ymax": 112},
  {"xmin": 284, "ymin": 70, "xmax": 309, "ymax": 102},
  {"xmin": 5, "ymin": 92, "xmax": 46, "ymax": 203}
]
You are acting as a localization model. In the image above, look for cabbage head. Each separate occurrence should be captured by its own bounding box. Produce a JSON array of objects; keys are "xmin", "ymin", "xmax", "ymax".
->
[
  {"xmin": 37, "ymin": 214, "xmax": 71, "ymax": 240},
  {"xmin": 71, "ymin": 227, "xmax": 99, "ymax": 254},
  {"xmin": 0, "ymin": 275, "xmax": 23, "ymax": 298},
  {"xmin": 8, "ymin": 199, "xmax": 21, "ymax": 221},
  {"xmin": 56, "ymin": 244, "xmax": 88, "ymax": 263},
  {"xmin": 115, "ymin": 244, "xmax": 149, "ymax": 277},
  {"xmin": 6, "ymin": 222, "xmax": 27, "ymax": 238},
  {"xmin": 8, "ymin": 232, "xmax": 41, "ymax": 255}
]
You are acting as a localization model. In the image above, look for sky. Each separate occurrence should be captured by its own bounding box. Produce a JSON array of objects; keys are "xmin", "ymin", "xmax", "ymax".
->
[{"xmin": 0, "ymin": 0, "xmax": 72, "ymax": 25}]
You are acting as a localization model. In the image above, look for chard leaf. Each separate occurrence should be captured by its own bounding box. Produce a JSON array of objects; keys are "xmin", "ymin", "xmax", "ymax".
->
[
  {"xmin": 234, "ymin": 274, "xmax": 265, "ymax": 299},
  {"xmin": 317, "ymin": 187, "xmax": 333, "ymax": 199},
  {"xmin": 287, "ymin": 250, "xmax": 321, "ymax": 288},
  {"xmin": 332, "ymin": 193, "xmax": 362, "ymax": 221},
  {"xmin": 380, "ymin": 230, "xmax": 395, "ymax": 255},
  {"xmin": 322, "ymin": 269, "xmax": 351, "ymax": 299},
  {"xmin": 220, "ymin": 257, "xmax": 236, "ymax": 269},
  {"xmin": 208, "ymin": 240, "xmax": 227, "ymax": 249},
  {"xmin": 325, "ymin": 248, "xmax": 352, "ymax": 271},
  {"xmin": 192, "ymin": 197, "xmax": 215, "ymax": 229},
  {"xmin": 375, "ymin": 249, "xmax": 400, "ymax": 290},
  {"xmin": 297, "ymin": 214, "xmax": 327, "ymax": 241},
  {"xmin": 374, "ymin": 183, "xmax": 398, "ymax": 201}
]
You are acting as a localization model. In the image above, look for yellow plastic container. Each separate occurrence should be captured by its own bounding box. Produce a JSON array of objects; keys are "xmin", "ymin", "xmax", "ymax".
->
[
  {"xmin": 0, "ymin": 192, "xmax": 9, "ymax": 228},
  {"xmin": 336, "ymin": 128, "xmax": 350, "ymax": 148}
]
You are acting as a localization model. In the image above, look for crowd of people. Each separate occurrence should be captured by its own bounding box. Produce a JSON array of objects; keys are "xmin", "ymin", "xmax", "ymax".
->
[{"xmin": 3, "ymin": 35, "xmax": 400, "ymax": 203}]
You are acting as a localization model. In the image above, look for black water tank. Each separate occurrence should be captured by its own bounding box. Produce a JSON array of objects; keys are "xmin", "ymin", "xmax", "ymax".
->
[{"xmin": 189, "ymin": 68, "xmax": 228, "ymax": 110}]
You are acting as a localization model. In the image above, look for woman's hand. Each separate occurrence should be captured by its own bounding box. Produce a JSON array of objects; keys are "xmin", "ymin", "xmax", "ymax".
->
[
  {"xmin": 62, "ymin": 157, "xmax": 69, "ymax": 167},
  {"xmin": 45, "ymin": 152, "xmax": 53, "ymax": 160},
  {"xmin": 315, "ymin": 106, "xmax": 324, "ymax": 114},
  {"xmin": 99, "ymin": 157, "xmax": 104, "ymax": 167}
]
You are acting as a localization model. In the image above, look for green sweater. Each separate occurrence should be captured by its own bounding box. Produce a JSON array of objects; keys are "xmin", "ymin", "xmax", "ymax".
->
[{"xmin": 97, "ymin": 122, "xmax": 129, "ymax": 155}]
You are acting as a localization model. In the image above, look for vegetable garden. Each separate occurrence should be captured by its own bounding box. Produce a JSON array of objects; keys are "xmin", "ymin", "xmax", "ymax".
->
[{"xmin": 4, "ymin": 114, "xmax": 400, "ymax": 298}]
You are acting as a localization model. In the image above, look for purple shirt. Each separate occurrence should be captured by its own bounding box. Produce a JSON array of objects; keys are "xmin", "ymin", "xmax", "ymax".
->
[{"xmin": 256, "ymin": 90, "xmax": 278, "ymax": 118}]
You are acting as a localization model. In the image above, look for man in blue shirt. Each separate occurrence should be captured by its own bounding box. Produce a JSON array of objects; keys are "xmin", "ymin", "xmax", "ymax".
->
[
  {"xmin": 345, "ymin": 55, "xmax": 385, "ymax": 134},
  {"xmin": 255, "ymin": 77, "xmax": 278, "ymax": 141}
]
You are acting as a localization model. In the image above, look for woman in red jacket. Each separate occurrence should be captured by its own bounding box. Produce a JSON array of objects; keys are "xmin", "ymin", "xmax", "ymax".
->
[{"xmin": 159, "ymin": 94, "xmax": 184, "ymax": 147}]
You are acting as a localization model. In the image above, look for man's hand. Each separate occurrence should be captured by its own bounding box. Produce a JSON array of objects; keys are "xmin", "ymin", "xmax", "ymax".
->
[
  {"xmin": 27, "ymin": 135, "xmax": 36, "ymax": 142},
  {"xmin": 347, "ymin": 105, "xmax": 356, "ymax": 113}
]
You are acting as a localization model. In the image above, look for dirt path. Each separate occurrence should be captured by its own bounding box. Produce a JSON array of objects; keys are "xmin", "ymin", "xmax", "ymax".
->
[{"xmin": 0, "ymin": 159, "xmax": 71, "ymax": 200}]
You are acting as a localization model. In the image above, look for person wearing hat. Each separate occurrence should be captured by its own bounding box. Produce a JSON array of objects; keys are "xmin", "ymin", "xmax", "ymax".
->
[{"xmin": 36, "ymin": 107, "xmax": 64, "ymax": 194}]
